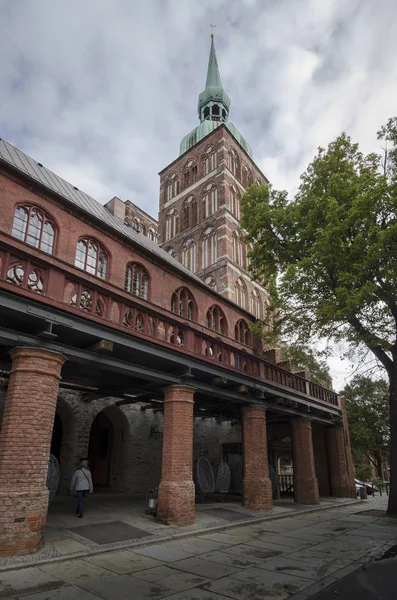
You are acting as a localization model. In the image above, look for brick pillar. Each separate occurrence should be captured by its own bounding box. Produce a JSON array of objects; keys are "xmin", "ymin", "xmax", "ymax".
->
[
  {"xmin": 157, "ymin": 385, "xmax": 195, "ymax": 525},
  {"xmin": 312, "ymin": 423, "xmax": 331, "ymax": 496},
  {"xmin": 241, "ymin": 405, "xmax": 272, "ymax": 510},
  {"xmin": 291, "ymin": 418, "xmax": 319, "ymax": 505},
  {"xmin": 327, "ymin": 424, "xmax": 357, "ymax": 498},
  {"xmin": 0, "ymin": 347, "xmax": 65, "ymax": 556}
]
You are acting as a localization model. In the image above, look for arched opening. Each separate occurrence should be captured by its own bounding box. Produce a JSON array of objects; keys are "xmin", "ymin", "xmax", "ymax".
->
[
  {"xmin": 88, "ymin": 412, "xmax": 114, "ymax": 488},
  {"xmin": 50, "ymin": 413, "xmax": 63, "ymax": 463}
]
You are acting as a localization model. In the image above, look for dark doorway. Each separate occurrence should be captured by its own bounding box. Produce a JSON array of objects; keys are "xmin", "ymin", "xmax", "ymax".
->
[
  {"xmin": 50, "ymin": 413, "xmax": 63, "ymax": 463},
  {"xmin": 88, "ymin": 412, "xmax": 113, "ymax": 487}
]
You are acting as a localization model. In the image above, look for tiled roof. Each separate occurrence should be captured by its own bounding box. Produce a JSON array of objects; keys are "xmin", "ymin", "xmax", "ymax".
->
[{"xmin": 0, "ymin": 138, "xmax": 206, "ymax": 285}]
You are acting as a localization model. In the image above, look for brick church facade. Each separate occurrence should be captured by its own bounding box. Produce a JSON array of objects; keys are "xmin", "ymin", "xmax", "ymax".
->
[{"xmin": 0, "ymin": 37, "xmax": 355, "ymax": 556}]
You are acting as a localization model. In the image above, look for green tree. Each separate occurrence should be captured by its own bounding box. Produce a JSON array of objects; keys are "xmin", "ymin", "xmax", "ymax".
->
[
  {"xmin": 241, "ymin": 117, "xmax": 397, "ymax": 515},
  {"xmin": 342, "ymin": 376, "xmax": 389, "ymax": 479}
]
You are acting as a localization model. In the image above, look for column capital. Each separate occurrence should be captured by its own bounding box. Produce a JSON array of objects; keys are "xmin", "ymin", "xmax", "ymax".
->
[{"xmin": 9, "ymin": 346, "xmax": 66, "ymax": 366}]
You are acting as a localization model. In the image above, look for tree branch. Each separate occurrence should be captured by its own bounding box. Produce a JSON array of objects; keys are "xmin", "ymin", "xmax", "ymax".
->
[{"xmin": 348, "ymin": 316, "xmax": 394, "ymax": 373}]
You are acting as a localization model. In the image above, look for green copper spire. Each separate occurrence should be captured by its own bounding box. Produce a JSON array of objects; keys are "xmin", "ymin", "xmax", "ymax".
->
[
  {"xmin": 198, "ymin": 36, "xmax": 231, "ymax": 123},
  {"xmin": 179, "ymin": 35, "xmax": 253, "ymax": 158}
]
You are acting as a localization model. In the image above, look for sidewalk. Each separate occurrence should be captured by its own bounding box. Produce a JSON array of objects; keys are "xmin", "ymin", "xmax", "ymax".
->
[{"xmin": 1, "ymin": 495, "xmax": 396, "ymax": 599}]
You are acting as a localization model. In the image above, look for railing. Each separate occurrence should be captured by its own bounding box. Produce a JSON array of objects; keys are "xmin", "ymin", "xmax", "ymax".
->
[
  {"xmin": 278, "ymin": 474, "xmax": 294, "ymax": 496},
  {"xmin": 0, "ymin": 244, "xmax": 340, "ymax": 410}
]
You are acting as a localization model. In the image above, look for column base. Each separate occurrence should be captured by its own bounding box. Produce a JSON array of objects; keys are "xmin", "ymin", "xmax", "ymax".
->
[
  {"xmin": 0, "ymin": 489, "xmax": 49, "ymax": 556},
  {"xmin": 157, "ymin": 481, "xmax": 195, "ymax": 526},
  {"xmin": 243, "ymin": 476, "xmax": 273, "ymax": 511},
  {"xmin": 294, "ymin": 477, "xmax": 320, "ymax": 505}
]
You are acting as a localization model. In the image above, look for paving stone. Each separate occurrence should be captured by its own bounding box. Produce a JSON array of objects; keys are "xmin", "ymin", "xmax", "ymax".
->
[
  {"xmin": 78, "ymin": 574, "xmax": 171, "ymax": 599},
  {"xmin": 0, "ymin": 567, "xmax": 64, "ymax": 598},
  {"xmin": 250, "ymin": 534, "xmax": 312, "ymax": 549},
  {"xmin": 52, "ymin": 538, "xmax": 90, "ymax": 555},
  {"xmin": 332, "ymin": 562, "xmax": 364, "ymax": 580},
  {"xmin": 278, "ymin": 529, "xmax": 332, "ymax": 543},
  {"xmin": 86, "ymin": 550, "xmax": 162, "ymax": 574},
  {"xmin": 219, "ymin": 541, "xmax": 285, "ymax": 560},
  {"xmin": 197, "ymin": 532, "xmax": 247, "ymax": 545},
  {"xmin": 198, "ymin": 549, "xmax": 264, "ymax": 568},
  {"xmin": 133, "ymin": 544, "xmax": 196, "ymax": 562},
  {"xmin": 15, "ymin": 585, "xmax": 104, "ymax": 599},
  {"xmin": 133, "ymin": 566, "xmax": 180, "ymax": 583},
  {"xmin": 148, "ymin": 570, "xmax": 210, "ymax": 592},
  {"xmin": 68, "ymin": 521, "xmax": 152, "ymax": 545},
  {"xmin": 203, "ymin": 575, "xmax": 292, "ymax": 600},
  {"xmin": 231, "ymin": 566, "xmax": 312, "ymax": 595},
  {"xmin": 162, "ymin": 538, "xmax": 229, "ymax": 555},
  {"xmin": 170, "ymin": 557, "xmax": 239, "ymax": 579},
  {"xmin": 286, "ymin": 550, "xmax": 354, "ymax": 571},
  {"xmin": 252, "ymin": 555, "xmax": 342, "ymax": 580},
  {"xmin": 40, "ymin": 560, "xmax": 115, "ymax": 584},
  {"xmin": 295, "ymin": 575, "xmax": 338, "ymax": 596},
  {"xmin": 157, "ymin": 590, "xmax": 229, "ymax": 600}
]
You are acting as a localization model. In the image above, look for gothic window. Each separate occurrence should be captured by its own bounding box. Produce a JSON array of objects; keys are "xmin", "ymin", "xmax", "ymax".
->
[
  {"xmin": 229, "ymin": 186, "xmax": 240, "ymax": 219},
  {"xmin": 205, "ymin": 276, "xmax": 217, "ymax": 291},
  {"xmin": 75, "ymin": 238, "xmax": 108, "ymax": 279},
  {"xmin": 228, "ymin": 148, "xmax": 239, "ymax": 179},
  {"xmin": 201, "ymin": 227, "xmax": 217, "ymax": 269},
  {"xmin": 171, "ymin": 287, "xmax": 195, "ymax": 320},
  {"xmin": 166, "ymin": 173, "xmax": 180, "ymax": 201},
  {"xmin": 95, "ymin": 296, "xmax": 106, "ymax": 318},
  {"xmin": 251, "ymin": 288, "xmax": 262, "ymax": 318},
  {"xmin": 234, "ymin": 277, "xmax": 248, "ymax": 309},
  {"xmin": 124, "ymin": 263, "xmax": 149, "ymax": 300},
  {"xmin": 206, "ymin": 305, "xmax": 227, "ymax": 335},
  {"xmin": 212, "ymin": 104, "xmax": 220, "ymax": 116},
  {"xmin": 232, "ymin": 230, "xmax": 244, "ymax": 266},
  {"xmin": 182, "ymin": 196, "xmax": 197, "ymax": 230},
  {"xmin": 204, "ymin": 106, "xmax": 210, "ymax": 120},
  {"xmin": 235, "ymin": 319, "xmax": 251, "ymax": 345},
  {"xmin": 181, "ymin": 238, "xmax": 196, "ymax": 272},
  {"xmin": 242, "ymin": 165, "xmax": 253, "ymax": 187},
  {"xmin": 148, "ymin": 228, "xmax": 157, "ymax": 242},
  {"xmin": 203, "ymin": 146, "xmax": 217, "ymax": 175},
  {"xmin": 165, "ymin": 208, "xmax": 178, "ymax": 241},
  {"xmin": 132, "ymin": 218, "xmax": 142, "ymax": 233},
  {"xmin": 203, "ymin": 184, "xmax": 218, "ymax": 218},
  {"xmin": 11, "ymin": 205, "xmax": 55, "ymax": 254},
  {"xmin": 183, "ymin": 160, "xmax": 198, "ymax": 189},
  {"xmin": 255, "ymin": 179, "xmax": 261, "ymax": 186}
]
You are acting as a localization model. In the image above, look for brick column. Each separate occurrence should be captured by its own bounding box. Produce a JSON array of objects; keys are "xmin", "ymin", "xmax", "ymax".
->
[
  {"xmin": 327, "ymin": 424, "xmax": 357, "ymax": 498},
  {"xmin": 291, "ymin": 418, "xmax": 319, "ymax": 505},
  {"xmin": 0, "ymin": 347, "xmax": 65, "ymax": 556},
  {"xmin": 241, "ymin": 405, "xmax": 272, "ymax": 510},
  {"xmin": 157, "ymin": 385, "xmax": 195, "ymax": 525}
]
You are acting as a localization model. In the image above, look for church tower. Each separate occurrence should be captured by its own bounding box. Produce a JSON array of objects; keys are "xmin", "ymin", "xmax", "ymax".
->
[{"xmin": 158, "ymin": 35, "xmax": 269, "ymax": 319}]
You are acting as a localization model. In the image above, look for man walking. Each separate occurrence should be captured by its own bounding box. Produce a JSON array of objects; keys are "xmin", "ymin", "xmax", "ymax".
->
[{"xmin": 70, "ymin": 459, "xmax": 93, "ymax": 518}]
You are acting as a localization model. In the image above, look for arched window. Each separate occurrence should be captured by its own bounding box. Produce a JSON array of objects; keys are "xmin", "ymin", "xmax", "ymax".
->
[
  {"xmin": 171, "ymin": 287, "xmax": 195, "ymax": 320},
  {"xmin": 206, "ymin": 305, "xmax": 227, "ymax": 335},
  {"xmin": 229, "ymin": 186, "xmax": 240, "ymax": 219},
  {"xmin": 165, "ymin": 208, "xmax": 178, "ymax": 241},
  {"xmin": 182, "ymin": 196, "xmax": 197, "ymax": 230},
  {"xmin": 124, "ymin": 263, "xmax": 149, "ymax": 300},
  {"xmin": 235, "ymin": 319, "xmax": 251, "ymax": 345},
  {"xmin": 181, "ymin": 238, "xmax": 196, "ymax": 272},
  {"xmin": 201, "ymin": 227, "xmax": 217, "ymax": 269},
  {"xmin": 148, "ymin": 228, "xmax": 157, "ymax": 242},
  {"xmin": 234, "ymin": 277, "xmax": 247, "ymax": 309},
  {"xmin": 183, "ymin": 159, "xmax": 198, "ymax": 189},
  {"xmin": 166, "ymin": 173, "xmax": 180, "ymax": 201},
  {"xmin": 228, "ymin": 148, "xmax": 239, "ymax": 178},
  {"xmin": 11, "ymin": 205, "xmax": 55, "ymax": 254},
  {"xmin": 242, "ymin": 165, "xmax": 253, "ymax": 187},
  {"xmin": 75, "ymin": 238, "xmax": 108, "ymax": 279},
  {"xmin": 203, "ymin": 146, "xmax": 217, "ymax": 175},
  {"xmin": 205, "ymin": 276, "xmax": 217, "ymax": 291},
  {"xmin": 232, "ymin": 230, "xmax": 244, "ymax": 267},
  {"xmin": 203, "ymin": 184, "xmax": 217, "ymax": 218},
  {"xmin": 132, "ymin": 218, "xmax": 142, "ymax": 233},
  {"xmin": 250, "ymin": 289, "xmax": 262, "ymax": 318},
  {"xmin": 255, "ymin": 179, "xmax": 261, "ymax": 186}
]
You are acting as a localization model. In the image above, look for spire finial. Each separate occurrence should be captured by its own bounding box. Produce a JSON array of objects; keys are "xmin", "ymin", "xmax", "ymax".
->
[{"xmin": 210, "ymin": 24, "xmax": 216, "ymax": 38}]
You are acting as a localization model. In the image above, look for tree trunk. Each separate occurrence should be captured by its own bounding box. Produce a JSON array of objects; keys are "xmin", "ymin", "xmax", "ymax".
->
[
  {"xmin": 387, "ymin": 369, "xmax": 397, "ymax": 516},
  {"xmin": 376, "ymin": 456, "xmax": 383, "ymax": 480}
]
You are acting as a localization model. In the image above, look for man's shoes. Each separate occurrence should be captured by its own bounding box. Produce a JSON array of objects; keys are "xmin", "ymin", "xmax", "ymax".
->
[{"xmin": 78, "ymin": 514, "xmax": 84, "ymax": 518}]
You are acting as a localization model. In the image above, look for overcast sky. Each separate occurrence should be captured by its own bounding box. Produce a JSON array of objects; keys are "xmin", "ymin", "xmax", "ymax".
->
[{"xmin": 1, "ymin": 0, "xmax": 396, "ymax": 389}]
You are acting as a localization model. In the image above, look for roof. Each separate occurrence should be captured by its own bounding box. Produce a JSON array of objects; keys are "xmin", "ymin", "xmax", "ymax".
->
[{"xmin": 0, "ymin": 137, "xmax": 255, "ymax": 318}]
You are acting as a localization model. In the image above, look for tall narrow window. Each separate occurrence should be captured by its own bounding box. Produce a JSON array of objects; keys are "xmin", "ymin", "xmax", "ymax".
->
[
  {"xmin": 232, "ymin": 230, "xmax": 244, "ymax": 266},
  {"xmin": 11, "ymin": 205, "xmax": 55, "ymax": 254},
  {"xmin": 228, "ymin": 148, "xmax": 239, "ymax": 178},
  {"xmin": 148, "ymin": 228, "xmax": 157, "ymax": 242},
  {"xmin": 203, "ymin": 146, "xmax": 217, "ymax": 175},
  {"xmin": 234, "ymin": 278, "xmax": 247, "ymax": 309},
  {"xmin": 75, "ymin": 238, "xmax": 108, "ymax": 279},
  {"xmin": 182, "ymin": 196, "xmax": 197, "ymax": 230},
  {"xmin": 166, "ymin": 173, "xmax": 180, "ymax": 201},
  {"xmin": 206, "ymin": 305, "xmax": 227, "ymax": 335},
  {"xmin": 235, "ymin": 319, "xmax": 250, "ymax": 345},
  {"xmin": 201, "ymin": 227, "xmax": 217, "ymax": 269},
  {"xmin": 171, "ymin": 287, "xmax": 195, "ymax": 320},
  {"xmin": 203, "ymin": 185, "xmax": 217, "ymax": 218},
  {"xmin": 181, "ymin": 238, "xmax": 196, "ymax": 272},
  {"xmin": 183, "ymin": 160, "xmax": 197, "ymax": 189},
  {"xmin": 250, "ymin": 289, "xmax": 262, "ymax": 318},
  {"xmin": 165, "ymin": 208, "xmax": 178, "ymax": 241},
  {"xmin": 229, "ymin": 186, "xmax": 240, "ymax": 219},
  {"xmin": 242, "ymin": 165, "xmax": 253, "ymax": 187},
  {"xmin": 124, "ymin": 263, "xmax": 149, "ymax": 300}
]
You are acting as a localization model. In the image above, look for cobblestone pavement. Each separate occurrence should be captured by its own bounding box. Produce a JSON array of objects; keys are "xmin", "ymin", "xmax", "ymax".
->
[{"xmin": 1, "ymin": 495, "xmax": 395, "ymax": 599}]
